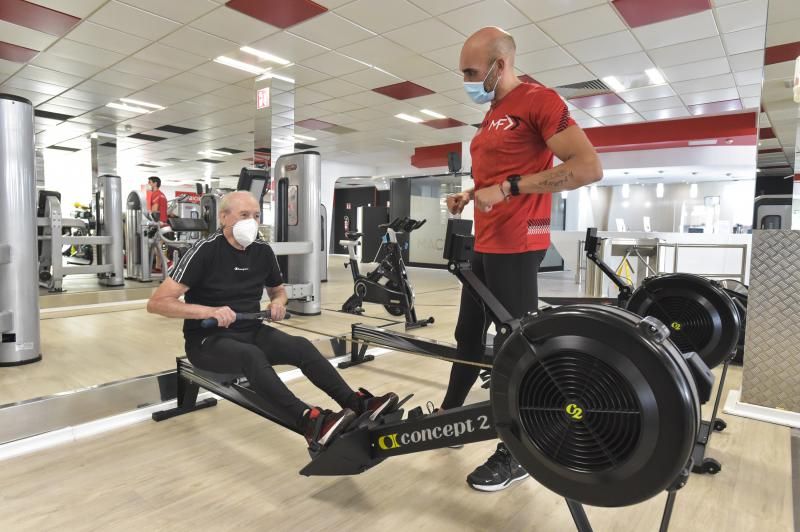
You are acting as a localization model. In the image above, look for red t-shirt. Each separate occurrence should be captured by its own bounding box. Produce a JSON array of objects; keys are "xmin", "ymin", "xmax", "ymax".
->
[
  {"xmin": 151, "ymin": 189, "xmax": 168, "ymax": 223},
  {"xmin": 470, "ymin": 82, "xmax": 576, "ymax": 253}
]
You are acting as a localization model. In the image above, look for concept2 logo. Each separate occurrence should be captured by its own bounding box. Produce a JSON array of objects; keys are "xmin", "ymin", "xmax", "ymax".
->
[
  {"xmin": 565, "ymin": 403, "xmax": 584, "ymax": 421},
  {"xmin": 377, "ymin": 415, "xmax": 492, "ymax": 450}
]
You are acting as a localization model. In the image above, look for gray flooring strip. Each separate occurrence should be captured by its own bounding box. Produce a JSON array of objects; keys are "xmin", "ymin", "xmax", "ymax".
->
[{"xmin": 793, "ymin": 429, "xmax": 799, "ymax": 532}]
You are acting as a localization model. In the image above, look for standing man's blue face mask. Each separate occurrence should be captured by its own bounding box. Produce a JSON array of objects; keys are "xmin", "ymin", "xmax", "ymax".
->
[{"xmin": 464, "ymin": 60, "xmax": 499, "ymax": 104}]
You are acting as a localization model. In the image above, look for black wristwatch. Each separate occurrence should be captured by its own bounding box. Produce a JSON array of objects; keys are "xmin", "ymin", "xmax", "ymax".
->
[{"xmin": 507, "ymin": 174, "xmax": 521, "ymax": 196}]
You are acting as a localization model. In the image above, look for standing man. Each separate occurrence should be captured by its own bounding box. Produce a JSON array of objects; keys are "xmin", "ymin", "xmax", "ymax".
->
[
  {"xmin": 148, "ymin": 176, "xmax": 168, "ymax": 272},
  {"xmin": 444, "ymin": 27, "xmax": 603, "ymax": 492}
]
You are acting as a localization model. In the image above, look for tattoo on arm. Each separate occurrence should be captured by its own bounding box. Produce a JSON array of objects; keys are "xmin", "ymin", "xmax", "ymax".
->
[{"xmin": 532, "ymin": 167, "xmax": 574, "ymax": 192}]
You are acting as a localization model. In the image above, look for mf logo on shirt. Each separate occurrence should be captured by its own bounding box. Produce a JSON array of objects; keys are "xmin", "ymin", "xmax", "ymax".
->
[{"xmin": 486, "ymin": 114, "xmax": 521, "ymax": 131}]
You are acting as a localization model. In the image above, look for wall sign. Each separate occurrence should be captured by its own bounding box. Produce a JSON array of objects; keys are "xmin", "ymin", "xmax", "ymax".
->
[{"xmin": 256, "ymin": 87, "xmax": 270, "ymax": 110}]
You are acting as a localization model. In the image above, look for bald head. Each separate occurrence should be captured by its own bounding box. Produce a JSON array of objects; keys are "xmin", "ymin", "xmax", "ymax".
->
[{"xmin": 460, "ymin": 27, "xmax": 516, "ymax": 78}]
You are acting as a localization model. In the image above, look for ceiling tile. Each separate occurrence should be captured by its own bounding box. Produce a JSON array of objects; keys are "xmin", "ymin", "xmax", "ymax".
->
[
  {"xmin": 270, "ymin": 63, "xmax": 331, "ymax": 86},
  {"xmin": 509, "ymin": 0, "xmax": 607, "ymax": 22},
  {"xmin": 307, "ymin": 78, "xmax": 365, "ymax": 98},
  {"xmin": 342, "ymin": 90, "xmax": 396, "ymax": 107},
  {"xmin": 340, "ymin": 67, "xmax": 403, "ymax": 89},
  {"xmin": 134, "ymin": 43, "xmax": 208, "ymax": 69},
  {"xmin": 563, "ymin": 30, "xmax": 641, "ymax": 63},
  {"xmin": 414, "ymin": 70, "xmax": 462, "ymax": 92},
  {"xmin": 618, "ymin": 84, "xmax": 676, "ymax": 102},
  {"xmin": 736, "ymin": 83, "xmax": 761, "ymax": 98},
  {"xmin": 248, "ymin": 32, "xmax": 329, "ymax": 63},
  {"xmin": 575, "ymin": 117, "xmax": 602, "ymax": 128},
  {"xmin": 289, "ymin": 13, "xmax": 374, "ymax": 49},
  {"xmin": 764, "ymin": 19, "xmax": 797, "ymax": 47},
  {"xmin": 29, "ymin": 53, "xmax": 101, "ymax": 78},
  {"xmin": 672, "ymin": 73, "xmax": 735, "ymax": 94},
  {"xmin": 740, "ymin": 96, "xmax": 759, "ymax": 109},
  {"xmin": 190, "ymin": 6, "xmax": 280, "ymax": 44},
  {"xmin": 714, "ymin": 0, "xmax": 767, "ymax": 33},
  {"xmin": 337, "ymin": 0, "xmax": 428, "ymax": 33},
  {"xmin": 162, "ymin": 72, "xmax": 227, "ymax": 93},
  {"xmin": 384, "ymin": 18, "xmax": 464, "ymax": 53},
  {"xmin": 46, "ymin": 39, "xmax": 124, "ymax": 68},
  {"xmin": 516, "ymin": 47, "xmax": 577, "ymax": 73},
  {"xmin": 90, "ymin": 1, "xmax": 181, "ymax": 40},
  {"xmin": 728, "ymin": 50, "xmax": 764, "ymax": 72},
  {"xmin": 315, "ymin": 0, "xmax": 359, "ymax": 8},
  {"xmin": 0, "ymin": 58, "xmax": 18, "ymax": 76},
  {"xmin": 46, "ymin": 95, "xmax": 104, "ymax": 111},
  {"xmin": 422, "ymin": 43, "xmax": 462, "ymax": 70},
  {"xmin": 507, "ymin": 24, "xmax": 556, "ymax": 54},
  {"xmin": 721, "ymin": 25, "xmax": 766, "ymax": 54},
  {"xmin": 629, "ymin": 96, "xmax": 684, "ymax": 111},
  {"xmin": 586, "ymin": 52, "xmax": 655, "ymax": 79},
  {"xmin": 662, "ymin": 57, "xmax": 731, "ymax": 82},
  {"xmin": 14, "ymin": 65, "xmax": 83, "ymax": 87},
  {"xmin": 767, "ymin": 0, "xmax": 800, "ymax": 24},
  {"xmin": 570, "ymin": 93, "xmax": 623, "ymax": 108},
  {"xmin": 338, "ymin": 37, "xmax": 415, "ymax": 69},
  {"xmin": 408, "ymin": 0, "xmax": 484, "ymax": 15},
  {"xmin": 598, "ymin": 113, "xmax": 644, "ymax": 125},
  {"xmin": 733, "ymin": 68, "xmax": 763, "ymax": 85},
  {"xmin": 314, "ymin": 98, "xmax": 364, "ymax": 113},
  {"xmin": 27, "ymin": 0, "xmax": 107, "ymax": 18},
  {"xmin": 160, "ymin": 27, "xmax": 239, "ymax": 59},
  {"xmin": 113, "ymin": 57, "xmax": 182, "ymax": 81},
  {"xmin": 190, "ymin": 61, "xmax": 255, "ymax": 83},
  {"xmin": 3, "ymin": 77, "xmax": 67, "ymax": 96},
  {"xmin": 681, "ymin": 87, "xmax": 740, "ymax": 105},
  {"xmin": 647, "ymin": 36, "xmax": 726, "ymax": 69},
  {"xmin": 387, "ymin": 55, "xmax": 448, "ymax": 80},
  {"xmin": 212, "ymin": 84, "xmax": 252, "ymax": 102},
  {"xmin": 632, "ymin": 10, "xmax": 718, "ymax": 49},
  {"xmin": 438, "ymin": 0, "xmax": 530, "ymax": 36},
  {"xmin": 687, "ymin": 98, "xmax": 742, "ymax": 115},
  {"xmin": 74, "ymin": 79, "xmax": 133, "ymax": 98},
  {"xmin": 302, "ymin": 52, "xmax": 369, "ymax": 77},
  {"xmin": 117, "ymin": 0, "xmax": 218, "ymax": 23},
  {"xmin": 532, "ymin": 65, "xmax": 595, "ymax": 87},
  {"xmin": 66, "ymin": 21, "xmax": 149, "ymax": 55},
  {"xmin": 58, "ymin": 88, "xmax": 115, "ymax": 105},
  {"xmin": 640, "ymin": 107, "xmax": 690, "ymax": 120},
  {"xmin": 585, "ymin": 103, "xmax": 635, "ymax": 118},
  {"xmin": 538, "ymin": 4, "xmax": 626, "ymax": 44},
  {"xmin": 0, "ymin": 20, "xmax": 58, "ymax": 51}
]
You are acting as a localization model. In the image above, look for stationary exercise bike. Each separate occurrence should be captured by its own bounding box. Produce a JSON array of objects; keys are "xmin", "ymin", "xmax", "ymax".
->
[{"xmin": 340, "ymin": 217, "xmax": 434, "ymax": 330}]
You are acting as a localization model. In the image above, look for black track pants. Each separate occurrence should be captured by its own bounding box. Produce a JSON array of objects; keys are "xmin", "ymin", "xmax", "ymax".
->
[
  {"xmin": 441, "ymin": 250, "xmax": 545, "ymax": 409},
  {"xmin": 186, "ymin": 325, "xmax": 356, "ymax": 430}
]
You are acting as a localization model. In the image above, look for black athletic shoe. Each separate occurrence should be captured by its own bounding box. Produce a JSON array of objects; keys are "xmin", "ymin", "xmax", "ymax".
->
[
  {"xmin": 427, "ymin": 402, "xmax": 462, "ymax": 449},
  {"xmin": 466, "ymin": 443, "xmax": 530, "ymax": 492},
  {"xmin": 303, "ymin": 407, "xmax": 356, "ymax": 448},
  {"xmin": 355, "ymin": 388, "xmax": 399, "ymax": 420}
]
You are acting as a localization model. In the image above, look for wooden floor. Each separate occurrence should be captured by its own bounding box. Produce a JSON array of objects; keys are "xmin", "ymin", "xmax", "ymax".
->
[{"xmin": 1, "ymin": 260, "xmax": 793, "ymax": 531}]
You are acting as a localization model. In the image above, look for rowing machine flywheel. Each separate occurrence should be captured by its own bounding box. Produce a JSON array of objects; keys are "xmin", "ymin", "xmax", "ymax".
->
[
  {"xmin": 625, "ymin": 274, "xmax": 740, "ymax": 369},
  {"xmin": 491, "ymin": 304, "xmax": 701, "ymax": 508}
]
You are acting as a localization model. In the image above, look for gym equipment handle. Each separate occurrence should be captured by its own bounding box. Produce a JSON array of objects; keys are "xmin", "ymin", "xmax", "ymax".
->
[{"xmin": 201, "ymin": 311, "xmax": 292, "ymax": 329}]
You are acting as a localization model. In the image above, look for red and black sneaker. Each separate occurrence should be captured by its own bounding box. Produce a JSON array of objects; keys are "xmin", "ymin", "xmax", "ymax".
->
[
  {"xmin": 356, "ymin": 388, "xmax": 400, "ymax": 420},
  {"xmin": 303, "ymin": 407, "xmax": 356, "ymax": 448}
]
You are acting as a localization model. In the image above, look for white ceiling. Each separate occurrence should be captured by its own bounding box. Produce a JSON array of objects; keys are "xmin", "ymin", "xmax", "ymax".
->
[{"xmin": 0, "ymin": 0, "xmax": 773, "ymax": 185}]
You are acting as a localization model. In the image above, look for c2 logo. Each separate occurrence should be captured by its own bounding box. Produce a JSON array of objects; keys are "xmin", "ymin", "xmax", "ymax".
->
[
  {"xmin": 671, "ymin": 322, "xmax": 682, "ymax": 331},
  {"xmin": 565, "ymin": 403, "xmax": 584, "ymax": 421},
  {"xmin": 377, "ymin": 433, "xmax": 400, "ymax": 450}
]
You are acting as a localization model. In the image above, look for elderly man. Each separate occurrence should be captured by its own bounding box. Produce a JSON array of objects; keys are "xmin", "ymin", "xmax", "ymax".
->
[
  {"xmin": 443, "ymin": 27, "xmax": 603, "ymax": 491},
  {"xmin": 148, "ymin": 191, "xmax": 398, "ymax": 448}
]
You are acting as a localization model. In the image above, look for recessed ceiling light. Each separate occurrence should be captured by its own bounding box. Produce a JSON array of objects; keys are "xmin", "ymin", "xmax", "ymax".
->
[
  {"xmin": 601, "ymin": 75, "xmax": 626, "ymax": 93},
  {"xmin": 240, "ymin": 47, "xmax": 290, "ymax": 65},
  {"xmin": 106, "ymin": 102, "xmax": 152, "ymax": 114},
  {"xmin": 120, "ymin": 98, "xmax": 164, "ymax": 110},
  {"xmin": 725, "ymin": 138, "xmax": 734, "ymax": 144},
  {"xmin": 293, "ymin": 134, "xmax": 317, "ymax": 141},
  {"xmin": 688, "ymin": 139, "xmax": 717, "ymax": 146},
  {"xmin": 645, "ymin": 68, "xmax": 666, "ymax": 85},
  {"xmin": 214, "ymin": 56, "xmax": 266, "ymax": 75},
  {"xmin": 395, "ymin": 113, "xmax": 424, "ymax": 123},
  {"xmin": 420, "ymin": 109, "xmax": 446, "ymax": 119},
  {"xmin": 257, "ymin": 71, "xmax": 295, "ymax": 84},
  {"xmin": 387, "ymin": 137, "xmax": 407, "ymax": 143}
]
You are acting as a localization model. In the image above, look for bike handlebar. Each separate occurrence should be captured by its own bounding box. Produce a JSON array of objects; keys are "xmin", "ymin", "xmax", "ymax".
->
[{"xmin": 200, "ymin": 311, "xmax": 292, "ymax": 329}]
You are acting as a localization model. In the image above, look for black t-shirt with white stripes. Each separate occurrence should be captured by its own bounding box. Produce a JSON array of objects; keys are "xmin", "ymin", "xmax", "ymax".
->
[{"xmin": 169, "ymin": 231, "xmax": 284, "ymax": 339}]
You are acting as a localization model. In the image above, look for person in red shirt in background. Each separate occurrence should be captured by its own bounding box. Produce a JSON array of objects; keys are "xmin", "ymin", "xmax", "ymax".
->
[
  {"xmin": 148, "ymin": 176, "xmax": 169, "ymax": 273},
  {"xmin": 444, "ymin": 27, "xmax": 603, "ymax": 492}
]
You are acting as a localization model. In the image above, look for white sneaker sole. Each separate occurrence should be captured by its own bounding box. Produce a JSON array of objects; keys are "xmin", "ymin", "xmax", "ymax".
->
[
  {"xmin": 369, "ymin": 399, "xmax": 398, "ymax": 421},
  {"xmin": 468, "ymin": 472, "xmax": 530, "ymax": 492},
  {"xmin": 317, "ymin": 416, "xmax": 349, "ymax": 446}
]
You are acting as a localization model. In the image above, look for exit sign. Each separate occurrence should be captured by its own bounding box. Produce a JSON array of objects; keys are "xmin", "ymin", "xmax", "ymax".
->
[{"xmin": 256, "ymin": 87, "xmax": 270, "ymax": 110}]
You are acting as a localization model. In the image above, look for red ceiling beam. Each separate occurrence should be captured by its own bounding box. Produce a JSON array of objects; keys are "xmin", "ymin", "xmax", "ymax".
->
[
  {"xmin": 764, "ymin": 41, "xmax": 800, "ymax": 66},
  {"xmin": 583, "ymin": 112, "xmax": 757, "ymax": 152},
  {"xmin": 411, "ymin": 142, "xmax": 461, "ymax": 169},
  {"xmin": 0, "ymin": 0, "xmax": 79, "ymax": 36}
]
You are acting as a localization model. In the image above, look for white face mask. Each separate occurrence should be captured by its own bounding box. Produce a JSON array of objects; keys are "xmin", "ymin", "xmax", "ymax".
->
[{"xmin": 232, "ymin": 218, "xmax": 259, "ymax": 248}]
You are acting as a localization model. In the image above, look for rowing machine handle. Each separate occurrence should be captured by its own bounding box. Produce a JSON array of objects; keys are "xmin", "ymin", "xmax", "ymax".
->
[{"xmin": 200, "ymin": 311, "xmax": 292, "ymax": 329}]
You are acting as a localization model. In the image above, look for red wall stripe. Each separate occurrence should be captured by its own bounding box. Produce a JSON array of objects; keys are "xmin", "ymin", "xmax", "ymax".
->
[
  {"xmin": 0, "ymin": 41, "xmax": 39, "ymax": 62},
  {"xmin": 764, "ymin": 41, "xmax": 800, "ymax": 66},
  {"xmin": 0, "ymin": 0, "xmax": 80, "ymax": 36},
  {"xmin": 411, "ymin": 142, "xmax": 461, "ymax": 169}
]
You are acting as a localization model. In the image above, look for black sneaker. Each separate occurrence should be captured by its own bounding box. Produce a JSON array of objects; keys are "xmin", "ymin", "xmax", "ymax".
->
[
  {"xmin": 303, "ymin": 407, "xmax": 356, "ymax": 448},
  {"xmin": 428, "ymin": 402, "xmax": 462, "ymax": 449},
  {"xmin": 355, "ymin": 388, "xmax": 399, "ymax": 420},
  {"xmin": 466, "ymin": 443, "xmax": 530, "ymax": 492}
]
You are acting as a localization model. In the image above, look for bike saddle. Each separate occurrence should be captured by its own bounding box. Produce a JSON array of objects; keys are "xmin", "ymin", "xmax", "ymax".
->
[
  {"xmin": 344, "ymin": 231, "xmax": 363, "ymax": 240},
  {"xmin": 403, "ymin": 219, "xmax": 426, "ymax": 232}
]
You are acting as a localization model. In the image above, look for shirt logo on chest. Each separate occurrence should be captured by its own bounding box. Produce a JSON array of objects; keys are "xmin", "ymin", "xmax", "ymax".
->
[
  {"xmin": 485, "ymin": 114, "xmax": 521, "ymax": 131},
  {"xmin": 234, "ymin": 267, "xmax": 249, "ymax": 271}
]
